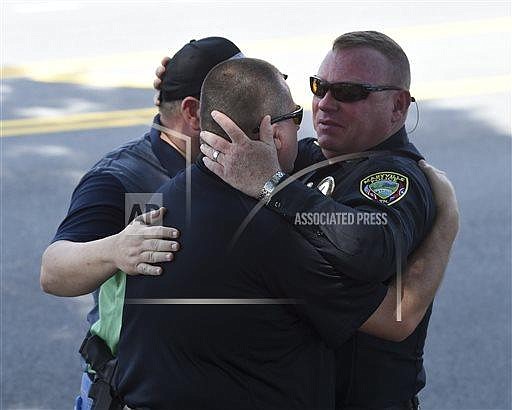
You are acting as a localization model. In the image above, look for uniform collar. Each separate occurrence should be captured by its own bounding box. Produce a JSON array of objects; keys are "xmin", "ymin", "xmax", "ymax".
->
[
  {"xmin": 149, "ymin": 114, "xmax": 186, "ymax": 176},
  {"xmin": 371, "ymin": 126, "xmax": 423, "ymax": 160},
  {"xmin": 372, "ymin": 126, "xmax": 409, "ymax": 150}
]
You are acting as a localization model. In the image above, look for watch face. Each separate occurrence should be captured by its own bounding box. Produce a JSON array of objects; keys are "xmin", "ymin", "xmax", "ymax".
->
[{"xmin": 264, "ymin": 181, "xmax": 275, "ymax": 192}]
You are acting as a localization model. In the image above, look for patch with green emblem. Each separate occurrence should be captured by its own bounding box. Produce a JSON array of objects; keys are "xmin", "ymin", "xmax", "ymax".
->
[{"xmin": 360, "ymin": 171, "xmax": 409, "ymax": 205}]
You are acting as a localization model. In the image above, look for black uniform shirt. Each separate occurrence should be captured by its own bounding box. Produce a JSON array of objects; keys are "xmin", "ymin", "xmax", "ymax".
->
[
  {"xmin": 115, "ymin": 159, "xmax": 388, "ymax": 410},
  {"xmin": 272, "ymin": 127, "xmax": 436, "ymax": 407}
]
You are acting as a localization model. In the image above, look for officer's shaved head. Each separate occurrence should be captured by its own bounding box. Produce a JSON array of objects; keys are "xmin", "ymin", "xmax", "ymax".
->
[{"xmin": 200, "ymin": 58, "xmax": 293, "ymax": 140}]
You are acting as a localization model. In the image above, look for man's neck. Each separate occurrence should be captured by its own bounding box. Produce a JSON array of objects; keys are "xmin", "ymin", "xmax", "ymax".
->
[
  {"xmin": 159, "ymin": 116, "xmax": 197, "ymax": 160},
  {"xmin": 366, "ymin": 123, "xmax": 407, "ymax": 151}
]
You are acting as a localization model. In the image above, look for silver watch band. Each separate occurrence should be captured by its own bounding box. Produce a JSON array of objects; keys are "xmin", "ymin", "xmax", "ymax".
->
[{"xmin": 257, "ymin": 171, "xmax": 287, "ymax": 204}]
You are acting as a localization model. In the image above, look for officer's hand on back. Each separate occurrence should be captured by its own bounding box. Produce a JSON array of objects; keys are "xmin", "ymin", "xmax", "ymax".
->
[
  {"xmin": 113, "ymin": 207, "xmax": 180, "ymax": 276},
  {"xmin": 153, "ymin": 56, "xmax": 171, "ymax": 106},
  {"xmin": 418, "ymin": 160, "xmax": 459, "ymax": 241}
]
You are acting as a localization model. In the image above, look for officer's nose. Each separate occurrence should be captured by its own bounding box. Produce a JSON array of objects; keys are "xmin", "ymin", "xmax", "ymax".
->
[{"xmin": 317, "ymin": 91, "xmax": 339, "ymax": 112}]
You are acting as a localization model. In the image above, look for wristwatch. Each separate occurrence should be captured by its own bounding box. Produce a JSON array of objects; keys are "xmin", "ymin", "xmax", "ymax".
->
[{"xmin": 257, "ymin": 171, "xmax": 288, "ymax": 204}]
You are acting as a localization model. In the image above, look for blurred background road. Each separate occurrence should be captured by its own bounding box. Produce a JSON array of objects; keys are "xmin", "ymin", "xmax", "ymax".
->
[{"xmin": 1, "ymin": 1, "xmax": 511, "ymax": 409}]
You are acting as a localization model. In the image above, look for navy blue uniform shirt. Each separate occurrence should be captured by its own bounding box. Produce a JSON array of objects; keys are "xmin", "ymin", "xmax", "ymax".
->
[
  {"xmin": 115, "ymin": 159, "xmax": 388, "ymax": 410},
  {"xmin": 279, "ymin": 127, "xmax": 436, "ymax": 407},
  {"xmin": 52, "ymin": 115, "xmax": 185, "ymax": 325}
]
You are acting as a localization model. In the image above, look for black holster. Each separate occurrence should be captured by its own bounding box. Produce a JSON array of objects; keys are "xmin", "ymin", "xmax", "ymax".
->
[{"xmin": 79, "ymin": 334, "xmax": 123, "ymax": 410}]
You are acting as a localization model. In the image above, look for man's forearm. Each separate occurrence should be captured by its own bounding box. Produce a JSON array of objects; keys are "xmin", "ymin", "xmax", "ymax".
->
[
  {"xmin": 40, "ymin": 237, "xmax": 119, "ymax": 297},
  {"xmin": 399, "ymin": 217, "xmax": 456, "ymax": 324},
  {"xmin": 360, "ymin": 213, "xmax": 457, "ymax": 341},
  {"xmin": 41, "ymin": 208, "xmax": 180, "ymax": 297}
]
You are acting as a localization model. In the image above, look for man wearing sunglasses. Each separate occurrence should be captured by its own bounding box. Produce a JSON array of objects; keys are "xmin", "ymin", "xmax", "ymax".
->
[{"xmin": 199, "ymin": 31, "xmax": 443, "ymax": 410}]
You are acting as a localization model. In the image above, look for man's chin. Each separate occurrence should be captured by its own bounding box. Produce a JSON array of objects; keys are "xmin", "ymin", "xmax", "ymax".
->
[
  {"xmin": 320, "ymin": 147, "xmax": 341, "ymax": 159},
  {"xmin": 317, "ymin": 136, "xmax": 346, "ymax": 158}
]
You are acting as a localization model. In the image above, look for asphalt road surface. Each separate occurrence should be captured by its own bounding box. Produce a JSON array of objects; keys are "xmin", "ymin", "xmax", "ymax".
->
[{"xmin": 1, "ymin": 2, "xmax": 511, "ymax": 409}]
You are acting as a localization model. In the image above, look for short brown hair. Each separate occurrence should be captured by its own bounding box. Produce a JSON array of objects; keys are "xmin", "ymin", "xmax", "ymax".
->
[
  {"xmin": 333, "ymin": 31, "xmax": 411, "ymax": 89},
  {"xmin": 200, "ymin": 58, "xmax": 293, "ymax": 140},
  {"xmin": 159, "ymin": 99, "xmax": 182, "ymax": 119}
]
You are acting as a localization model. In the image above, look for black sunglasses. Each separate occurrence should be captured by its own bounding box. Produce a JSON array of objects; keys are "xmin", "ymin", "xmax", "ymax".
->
[
  {"xmin": 310, "ymin": 76, "xmax": 405, "ymax": 103},
  {"xmin": 253, "ymin": 105, "xmax": 303, "ymax": 133}
]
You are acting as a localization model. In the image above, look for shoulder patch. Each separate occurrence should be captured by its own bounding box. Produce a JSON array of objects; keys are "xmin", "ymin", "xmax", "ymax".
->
[{"xmin": 360, "ymin": 171, "xmax": 409, "ymax": 205}]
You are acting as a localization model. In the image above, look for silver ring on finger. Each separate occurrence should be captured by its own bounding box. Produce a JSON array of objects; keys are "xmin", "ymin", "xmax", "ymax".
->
[{"xmin": 212, "ymin": 149, "xmax": 220, "ymax": 162}]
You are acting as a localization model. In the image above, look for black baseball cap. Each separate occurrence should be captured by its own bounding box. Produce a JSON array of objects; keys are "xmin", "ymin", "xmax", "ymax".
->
[{"xmin": 161, "ymin": 37, "xmax": 243, "ymax": 102}]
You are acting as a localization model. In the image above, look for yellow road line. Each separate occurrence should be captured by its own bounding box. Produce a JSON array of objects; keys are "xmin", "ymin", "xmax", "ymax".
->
[
  {"xmin": 386, "ymin": 15, "xmax": 512, "ymax": 40},
  {"xmin": 246, "ymin": 16, "xmax": 512, "ymax": 53},
  {"xmin": 1, "ymin": 16, "xmax": 510, "ymax": 89},
  {"xmin": 411, "ymin": 74, "xmax": 512, "ymax": 101},
  {"xmin": 1, "ymin": 115, "xmax": 155, "ymax": 137},
  {"xmin": 1, "ymin": 107, "xmax": 156, "ymax": 137},
  {"xmin": 2, "ymin": 74, "xmax": 510, "ymax": 138},
  {"xmin": 3, "ymin": 107, "xmax": 156, "ymax": 127}
]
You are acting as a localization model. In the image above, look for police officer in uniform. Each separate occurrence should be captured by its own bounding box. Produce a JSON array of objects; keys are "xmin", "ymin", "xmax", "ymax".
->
[
  {"xmin": 289, "ymin": 128, "xmax": 433, "ymax": 410},
  {"xmin": 40, "ymin": 37, "xmax": 244, "ymax": 410},
  {"xmin": 200, "ymin": 31, "xmax": 447, "ymax": 410}
]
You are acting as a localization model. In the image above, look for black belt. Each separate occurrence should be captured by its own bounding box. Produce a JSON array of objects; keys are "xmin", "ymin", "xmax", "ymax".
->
[{"xmin": 343, "ymin": 396, "xmax": 420, "ymax": 410}]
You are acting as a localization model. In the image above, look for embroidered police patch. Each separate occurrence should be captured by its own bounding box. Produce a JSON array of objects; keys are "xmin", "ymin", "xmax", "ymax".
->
[{"xmin": 360, "ymin": 171, "xmax": 409, "ymax": 205}]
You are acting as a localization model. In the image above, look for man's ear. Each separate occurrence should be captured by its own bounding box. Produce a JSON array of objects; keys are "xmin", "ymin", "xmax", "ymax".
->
[
  {"xmin": 391, "ymin": 90, "xmax": 412, "ymax": 124},
  {"xmin": 181, "ymin": 97, "xmax": 201, "ymax": 131},
  {"xmin": 272, "ymin": 124, "xmax": 283, "ymax": 151}
]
